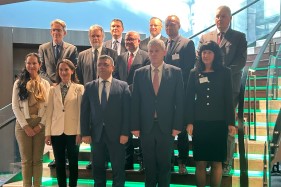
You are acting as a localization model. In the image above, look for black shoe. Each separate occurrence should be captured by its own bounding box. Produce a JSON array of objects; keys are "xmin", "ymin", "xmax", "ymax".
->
[
  {"xmin": 105, "ymin": 161, "xmax": 109, "ymax": 169},
  {"xmin": 171, "ymin": 163, "xmax": 175, "ymax": 172},
  {"xmin": 48, "ymin": 160, "xmax": 56, "ymax": 168},
  {"xmin": 139, "ymin": 162, "xmax": 145, "ymax": 172},
  {"xmin": 125, "ymin": 164, "xmax": 134, "ymax": 170},
  {"xmin": 86, "ymin": 161, "xmax": 92, "ymax": 169}
]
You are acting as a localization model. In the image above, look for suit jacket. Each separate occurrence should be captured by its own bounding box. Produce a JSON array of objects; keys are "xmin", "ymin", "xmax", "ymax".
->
[
  {"xmin": 131, "ymin": 63, "xmax": 184, "ymax": 134},
  {"xmin": 39, "ymin": 41, "xmax": 78, "ymax": 83},
  {"xmin": 198, "ymin": 29, "xmax": 247, "ymax": 93},
  {"xmin": 80, "ymin": 78, "xmax": 130, "ymax": 143},
  {"xmin": 186, "ymin": 68, "xmax": 235, "ymax": 126},
  {"xmin": 114, "ymin": 49, "xmax": 150, "ymax": 86},
  {"xmin": 140, "ymin": 35, "xmax": 168, "ymax": 52},
  {"xmin": 45, "ymin": 83, "xmax": 84, "ymax": 136},
  {"xmin": 164, "ymin": 36, "xmax": 196, "ymax": 88},
  {"xmin": 76, "ymin": 47, "xmax": 118, "ymax": 85},
  {"xmin": 103, "ymin": 39, "xmax": 127, "ymax": 55}
]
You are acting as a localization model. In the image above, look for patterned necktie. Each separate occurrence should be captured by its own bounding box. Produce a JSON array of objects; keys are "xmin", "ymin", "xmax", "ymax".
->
[
  {"xmin": 61, "ymin": 84, "xmax": 68, "ymax": 104},
  {"xmin": 127, "ymin": 53, "xmax": 134, "ymax": 73},
  {"xmin": 153, "ymin": 68, "xmax": 159, "ymax": 95},
  {"xmin": 101, "ymin": 80, "xmax": 107, "ymax": 110},
  {"xmin": 93, "ymin": 49, "xmax": 99, "ymax": 80},
  {"xmin": 167, "ymin": 40, "xmax": 174, "ymax": 54},
  {"xmin": 217, "ymin": 32, "xmax": 224, "ymax": 45},
  {"xmin": 55, "ymin": 45, "xmax": 60, "ymax": 63},
  {"xmin": 113, "ymin": 40, "xmax": 118, "ymax": 51}
]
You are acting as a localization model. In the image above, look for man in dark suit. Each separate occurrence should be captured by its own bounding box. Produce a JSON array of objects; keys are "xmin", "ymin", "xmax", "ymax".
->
[
  {"xmin": 114, "ymin": 31, "xmax": 150, "ymax": 171},
  {"xmin": 103, "ymin": 19, "xmax": 127, "ymax": 55},
  {"xmin": 198, "ymin": 5, "xmax": 247, "ymax": 175},
  {"xmin": 81, "ymin": 55, "xmax": 130, "ymax": 187},
  {"xmin": 39, "ymin": 19, "xmax": 78, "ymax": 84},
  {"xmin": 164, "ymin": 15, "xmax": 196, "ymax": 174},
  {"xmin": 39, "ymin": 19, "xmax": 78, "ymax": 168},
  {"xmin": 140, "ymin": 17, "xmax": 168, "ymax": 52},
  {"xmin": 131, "ymin": 38, "xmax": 184, "ymax": 187},
  {"xmin": 77, "ymin": 25, "xmax": 118, "ymax": 85}
]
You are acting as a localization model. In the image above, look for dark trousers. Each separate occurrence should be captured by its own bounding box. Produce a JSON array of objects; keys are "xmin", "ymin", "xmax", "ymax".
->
[
  {"xmin": 125, "ymin": 134, "xmax": 134, "ymax": 167},
  {"xmin": 92, "ymin": 129, "xmax": 125, "ymax": 187},
  {"xmin": 141, "ymin": 121, "xmax": 174, "ymax": 187},
  {"xmin": 177, "ymin": 130, "xmax": 189, "ymax": 164},
  {"xmin": 51, "ymin": 134, "xmax": 79, "ymax": 187}
]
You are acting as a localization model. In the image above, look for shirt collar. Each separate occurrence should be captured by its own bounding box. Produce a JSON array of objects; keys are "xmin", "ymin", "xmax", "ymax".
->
[
  {"xmin": 150, "ymin": 34, "xmax": 161, "ymax": 40},
  {"xmin": 129, "ymin": 48, "xmax": 139, "ymax": 56},
  {"xmin": 53, "ymin": 41, "xmax": 63, "ymax": 47},
  {"xmin": 92, "ymin": 46, "xmax": 102, "ymax": 53},
  {"xmin": 99, "ymin": 75, "xmax": 113, "ymax": 84},
  {"xmin": 217, "ymin": 26, "xmax": 229, "ymax": 34},
  {"xmin": 112, "ymin": 37, "xmax": 122, "ymax": 44},
  {"xmin": 60, "ymin": 81, "xmax": 71, "ymax": 88},
  {"xmin": 151, "ymin": 62, "xmax": 164, "ymax": 71}
]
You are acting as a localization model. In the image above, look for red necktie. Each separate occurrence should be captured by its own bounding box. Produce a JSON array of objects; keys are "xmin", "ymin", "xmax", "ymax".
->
[
  {"xmin": 127, "ymin": 53, "xmax": 134, "ymax": 73},
  {"xmin": 217, "ymin": 32, "xmax": 224, "ymax": 45}
]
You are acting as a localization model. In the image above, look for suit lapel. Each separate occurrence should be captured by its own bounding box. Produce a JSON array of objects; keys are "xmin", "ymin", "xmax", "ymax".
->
[
  {"xmin": 170, "ymin": 37, "xmax": 181, "ymax": 54},
  {"xmin": 157, "ymin": 64, "xmax": 168, "ymax": 96},
  {"xmin": 54, "ymin": 85, "xmax": 63, "ymax": 106},
  {"xmin": 48, "ymin": 43, "xmax": 56, "ymax": 65},
  {"xmin": 63, "ymin": 83, "xmax": 75, "ymax": 105},
  {"xmin": 147, "ymin": 66, "xmax": 156, "ymax": 96},
  {"xmin": 92, "ymin": 80, "xmax": 102, "ymax": 109}
]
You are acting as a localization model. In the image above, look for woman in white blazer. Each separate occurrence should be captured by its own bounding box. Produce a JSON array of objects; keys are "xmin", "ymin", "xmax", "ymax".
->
[
  {"xmin": 45, "ymin": 59, "xmax": 84, "ymax": 187},
  {"xmin": 12, "ymin": 53, "xmax": 50, "ymax": 187}
]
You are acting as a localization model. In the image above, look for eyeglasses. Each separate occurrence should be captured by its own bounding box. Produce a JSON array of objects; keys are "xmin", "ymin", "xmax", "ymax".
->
[
  {"xmin": 125, "ymin": 38, "xmax": 138, "ymax": 42},
  {"xmin": 52, "ymin": 28, "xmax": 63, "ymax": 32},
  {"xmin": 150, "ymin": 24, "xmax": 160, "ymax": 27}
]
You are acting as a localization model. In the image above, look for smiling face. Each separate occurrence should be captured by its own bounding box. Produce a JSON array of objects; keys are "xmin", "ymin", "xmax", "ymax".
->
[
  {"xmin": 201, "ymin": 50, "xmax": 215, "ymax": 68},
  {"xmin": 50, "ymin": 22, "xmax": 66, "ymax": 44},
  {"xmin": 165, "ymin": 15, "xmax": 180, "ymax": 39},
  {"xmin": 150, "ymin": 18, "xmax": 162, "ymax": 37},
  {"xmin": 25, "ymin": 55, "xmax": 41, "ymax": 78},
  {"xmin": 125, "ymin": 32, "xmax": 140, "ymax": 52},
  {"xmin": 58, "ymin": 62, "xmax": 74, "ymax": 83},
  {"xmin": 110, "ymin": 20, "xmax": 124, "ymax": 39}
]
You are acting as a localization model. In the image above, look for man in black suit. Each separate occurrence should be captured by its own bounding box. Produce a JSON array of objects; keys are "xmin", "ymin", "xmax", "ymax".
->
[
  {"xmin": 198, "ymin": 5, "xmax": 247, "ymax": 175},
  {"xmin": 165, "ymin": 15, "xmax": 196, "ymax": 174},
  {"xmin": 140, "ymin": 17, "xmax": 167, "ymax": 52},
  {"xmin": 39, "ymin": 19, "xmax": 78, "ymax": 85},
  {"xmin": 77, "ymin": 24, "xmax": 118, "ymax": 85},
  {"xmin": 103, "ymin": 19, "xmax": 127, "ymax": 55},
  {"xmin": 81, "ymin": 55, "xmax": 130, "ymax": 187},
  {"xmin": 131, "ymin": 38, "xmax": 184, "ymax": 187},
  {"xmin": 114, "ymin": 31, "xmax": 150, "ymax": 171}
]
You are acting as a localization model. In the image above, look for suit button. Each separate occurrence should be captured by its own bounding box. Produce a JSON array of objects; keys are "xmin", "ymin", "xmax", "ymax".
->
[
  {"xmin": 62, "ymin": 109, "xmax": 65, "ymax": 112},
  {"xmin": 207, "ymin": 95, "xmax": 209, "ymax": 98},
  {"xmin": 207, "ymin": 88, "xmax": 210, "ymax": 91},
  {"xmin": 207, "ymin": 103, "xmax": 210, "ymax": 106}
]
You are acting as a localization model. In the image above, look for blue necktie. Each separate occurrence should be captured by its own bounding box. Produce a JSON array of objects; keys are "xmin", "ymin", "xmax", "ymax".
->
[
  {"xmin": 55, "ymin": 44, "xmax": 60, "ymax": 63},
  {"xmin": 101, "ymin": 80, "xmax": 107, "ymax": 109}
]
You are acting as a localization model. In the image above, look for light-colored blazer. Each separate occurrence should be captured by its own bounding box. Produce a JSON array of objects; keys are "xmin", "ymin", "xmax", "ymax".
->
[
  {"xmin": 45, "ymin": 83, "xmax": 84, "ymax": 136},
  {"xmin": 12, "ymin": 78, "xmax": 50, "ymax": 128}
]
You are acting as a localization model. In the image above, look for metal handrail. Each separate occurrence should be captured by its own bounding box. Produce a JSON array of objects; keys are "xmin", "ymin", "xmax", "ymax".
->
[{"xmin": 189, "ymin": 0, "xmax": 260, "ymax": 39}]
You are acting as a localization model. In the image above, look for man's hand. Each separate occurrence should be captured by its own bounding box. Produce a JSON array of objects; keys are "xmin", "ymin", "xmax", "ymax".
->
[
  {"xmin": 45, "ymin": 136, "xmax": 52, "ymax": 145},
  {"xmin": 82, "ymin": 136, "xmax": 92, "ymax": 144},
  {"xmin": 76, "ymin": 135, "xmax": 82, "ymax": 145},
  {"xmin": 228, "ymin": 125, "xmax": 236, "ymax": 136},
  {"xmin": 120, "ymin": 135, "xmax": 128, "ymax": 144},
  {"xmin": 186, "ymin": 124, "xmax": 193, "ymax": 136},
  {"xmin": 172, "ymin": 129, "xmax": 181, "ymax": 137},
  {"xmin": 131, "ymin": 130, "xmax": 140, "ymax": 138}
]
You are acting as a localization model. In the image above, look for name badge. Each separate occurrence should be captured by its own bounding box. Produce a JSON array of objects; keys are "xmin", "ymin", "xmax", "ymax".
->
[
  {"xmin": 172, "ymin": 53, "xmax": 180, "ymax": 60},
  {"xmin": 199, "ymin": 77, "xmax": 209, "ymax": 84}
]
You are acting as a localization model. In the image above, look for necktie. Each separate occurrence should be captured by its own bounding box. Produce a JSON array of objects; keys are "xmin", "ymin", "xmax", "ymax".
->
[
  {"xmin": 153, "ymin": 68, "xmax": 159, "ymax": 95},
  {"xmin": 127, "ymin": 53, "xmax": 134, "ymax": 73},
  {"xmin": 55, "ymin": 45, "xmax": 60, "ymax": 63},
  {"xmin": 93, "ymin": 49, "xmax": 99, "ymax": 80},
  {"xmin": 113, "ymin": 40, "xmax": 118, "ymax": 51},
  {"xmin": 101, "ymin": 80, "xmax": 107, "ymax": 110},
  {"xmin": 167, "ymin": 40, "xmax": 174, "ymax": 54},
  {"xmin": 217, "ymin": 32, "xmax": 224, "ymax": 45}
]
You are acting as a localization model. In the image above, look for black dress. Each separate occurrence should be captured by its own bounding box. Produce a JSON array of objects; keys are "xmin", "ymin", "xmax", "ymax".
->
[{"xmin": 186, "ymin": 68, "xmax": 235, "ymax": 162}]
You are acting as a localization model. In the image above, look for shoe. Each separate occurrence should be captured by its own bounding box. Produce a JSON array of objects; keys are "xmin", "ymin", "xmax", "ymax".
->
[
  {"xmin": 139, "ymin": 161, "xmax": 145, "ymax": 172},
  {"xmin": 222, "ymin": 165, "xmax": 232, "ymax": 176},
  {"xmin": 48, "ymin": 160, "xmax": 56, "ymax": 168},
  {"xmin": 178, "ymin": 163, "xmax": 187, "ymax": 174},
  {"xmin": 206, "ymin": 165, "xmax": 211, "ymax": 174},
  {"xmin": 105, "ymin": 161, "xmax": 109, "ymax": 169},
  {"xmin": 86, "ymin": 161, "xmax": 92, "ymax": 169},
  {"xmin": 65, "ymin": 159, "xmax": 69, "ymax": 168},
  {"xmin": 171, "ymin": 163, "xmax": 175, "ymax": 172},
  {"xmin": 125, "ymin": 164, "xmax": 134, "ymax": 170}
]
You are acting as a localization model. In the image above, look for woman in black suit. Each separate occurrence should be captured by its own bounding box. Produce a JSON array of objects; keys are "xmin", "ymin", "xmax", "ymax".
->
[{"xmin": 186, "ymin": 41, "xmax": 236, "ymax": 187}]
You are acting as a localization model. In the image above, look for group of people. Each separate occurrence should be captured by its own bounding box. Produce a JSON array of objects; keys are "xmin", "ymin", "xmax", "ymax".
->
[{"xmin": 12, "ymin": 4, "xmax": 247, "ymax": 187}]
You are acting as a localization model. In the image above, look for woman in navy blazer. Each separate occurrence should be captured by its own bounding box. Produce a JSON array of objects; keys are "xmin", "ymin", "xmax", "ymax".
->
[
  {"xmin": 45, "ymin": 59, "xmax": 84, "ymax": 187},
  {"xmin": 186, "ymin": 41, "xmax": 236, "ymax": 187}
]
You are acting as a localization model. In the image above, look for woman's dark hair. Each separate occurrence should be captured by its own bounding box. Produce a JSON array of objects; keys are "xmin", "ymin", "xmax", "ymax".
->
[
  {"xmin": 18, "ymin": 53, "xmax": 41, "ymax": 101},
  {"xmin": 55, "ymin": 59, "xmax": 79, "ymax": 83},
  {"xmin": 195, "ymin": 41, "xmax": 223, "ymax": 73}
]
